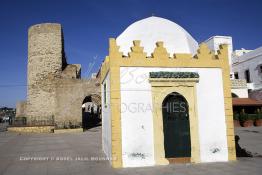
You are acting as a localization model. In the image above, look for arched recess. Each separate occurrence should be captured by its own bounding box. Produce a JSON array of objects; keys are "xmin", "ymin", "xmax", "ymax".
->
[{"xmin": 82, "ymin": 94, "xmax": 101, "ymax": 130}]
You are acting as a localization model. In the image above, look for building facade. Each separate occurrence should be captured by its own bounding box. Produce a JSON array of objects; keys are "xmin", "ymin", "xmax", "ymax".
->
[
  {"xmin": 100, "ymin": 17, "xmax": 236, "ymax": 168},
  {"xmin": 232, "ymin": 47, "xmax": 262, "ymax": 91}
]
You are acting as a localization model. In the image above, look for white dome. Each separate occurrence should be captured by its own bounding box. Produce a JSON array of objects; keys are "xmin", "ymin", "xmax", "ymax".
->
[{"xmin": 116, "ymin": 16, "xmax": 198, "ymax": 56}]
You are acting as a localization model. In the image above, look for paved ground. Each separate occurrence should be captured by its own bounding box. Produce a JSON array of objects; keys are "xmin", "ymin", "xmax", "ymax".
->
[
  {"xmin": 0, "ymin": 123, "xmax": 8, "ymax": 132},
  {"xmin": 235, "ymin": 126, "xmax": 262, "ymax": 156},
  {"xmin": 0, "ymin": 126, "xmax": 261, "ymax": 175}
]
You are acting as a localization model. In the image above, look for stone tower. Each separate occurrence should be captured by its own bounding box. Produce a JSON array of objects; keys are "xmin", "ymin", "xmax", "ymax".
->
[
  {"xmin": 26, "ymin": 23, "xmax": 66, "ymax": 121},
  {"xmin": 16, "ymin": 22, "xmax": 100, "ymax": 129}
]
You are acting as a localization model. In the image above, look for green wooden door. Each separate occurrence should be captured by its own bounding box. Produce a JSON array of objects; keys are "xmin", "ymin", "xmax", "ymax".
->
[{"xmin": 162, "ymin": 93, "xmax": 191, "ymax": 158}]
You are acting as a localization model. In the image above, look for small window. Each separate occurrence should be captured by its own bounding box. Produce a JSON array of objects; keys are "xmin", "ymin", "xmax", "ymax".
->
[
  {"xmin": 260, "ymin": 65, "xmax": 262, "ymax": 73},
  {"xmin": 245, "ymin": 69, "xmax": 251, "ymax": 83},
  {"xmin": 103, "ymin": 83, "xmax": 106, "ymax": 105},
  {"xmin": 234, "ymin": 72, "xmax": 239, "ymax": 79}
]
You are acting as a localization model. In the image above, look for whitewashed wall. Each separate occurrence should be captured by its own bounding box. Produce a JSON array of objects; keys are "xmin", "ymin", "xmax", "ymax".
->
[
  {"xmin": 231, "ymin": 89, "xmax": 248, "ymax": 98},
  {"xmin": 102, "ymin": 73, "xmax": 112, "ymax": 161},
  {"xmin": 232, "ymin": 47, "xmax": 262, "ymax": 90},
  {"xmin": 205, "ymin": 36, "xmax": 233, "ymax": 65},
  {"xmin": 120, "ymin": 67, "xmax": 228, "ymax": 167}
]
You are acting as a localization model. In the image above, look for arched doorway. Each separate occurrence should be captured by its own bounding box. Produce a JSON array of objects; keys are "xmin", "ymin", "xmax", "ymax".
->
[
  {"xmin": 162, "ymin": 92, "xmax": 191, "ymax": 162},
  {"xmin": 82, "ymin": 95, "xmax": 101, "ymax": 131}
]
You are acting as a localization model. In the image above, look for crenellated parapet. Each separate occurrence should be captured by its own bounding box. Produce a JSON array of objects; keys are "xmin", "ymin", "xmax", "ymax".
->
[
  {"xmin": 194, "ymin": 43, "xmax": 216, "ymax": 60},
  {"xmin": 107, "ymin": 38, "xmax": 228, "ymax": 60},
  {"xmin": 152, "ymin": 42, "xmax": 169, "ymax": 59},
  {"xmin": 128, "ymin": 40, "xmax": 147, "ymax": 58},
  {"xmin": 217, "ymin": 44, "xmax": 229, "ymax": 63},
  {"xmin": 101, "ymin": 38, "xmax": 230, "ymax": 82},
  {"xmin": 109, "ymin": 38, "xmax": 122, "ymax": 58}
]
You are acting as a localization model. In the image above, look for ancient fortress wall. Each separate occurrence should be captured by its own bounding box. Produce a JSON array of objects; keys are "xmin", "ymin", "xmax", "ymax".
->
[
  {"xmin": 54, "ymin": 78, "xmax": 99, "ymax": 128},
  {"xmin": 16, "ymin": 23, "xmax": 100, "ymax": 128},
  {"xmin": 27, "ymin": 23, "xmax": 64, "ymax": 120}
]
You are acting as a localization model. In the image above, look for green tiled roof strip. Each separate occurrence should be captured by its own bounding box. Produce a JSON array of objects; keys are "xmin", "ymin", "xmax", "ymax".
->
[{"xmin": 149, "ymin": 71, "xmax": 199, "ymax": 78}]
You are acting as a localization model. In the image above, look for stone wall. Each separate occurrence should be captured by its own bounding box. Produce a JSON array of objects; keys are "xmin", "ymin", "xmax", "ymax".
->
[
  {"xmin": 8, "ymin": 126, "xmax": 54, "ymax": 133},
  {"xmin": 27, "ymin": 23, "xmax": 65, "ymax": 120},
  {"xmin": 54, "ymin": 78, "xmax": 99, "ymax": 128},
  {"xmin": 19, "ymin": 23, "xmax": 100, "ymax": 129},
  {"xmin": 61, "ymin": 64, "xmax": 81, "ymax": 78},
  {"xmin": 54, "ymin": 128, "xmax": 83, "ymax": 134}
]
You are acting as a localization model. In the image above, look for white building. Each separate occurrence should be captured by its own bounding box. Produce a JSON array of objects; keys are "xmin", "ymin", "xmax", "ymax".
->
[
  {"xmin": 205, "ymin": 36, "xmax": 233, "ymax": 65},
  {"xmin": 204, "ymin": 36, "xmax": 253, "ymax": 98},
  {"xmin": 232, "ymin": 48, "xmax": 253, "ymax": 57},
  {"xmin": 232, "ymin": 46, "xmax": 262, "ymax": 91},
  {"xmin": 231, "ymin": 79, "xmax": 249, "ymax": 98},
  {"xmin": 100, "ymin": 17, "xmax": 236, "ymax": 168}
]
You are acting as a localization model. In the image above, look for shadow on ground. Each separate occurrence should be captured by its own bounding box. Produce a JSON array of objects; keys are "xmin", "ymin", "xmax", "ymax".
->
[{"xmin": 235, "ymin": 129, "xmax": 262, "ymax": 158}]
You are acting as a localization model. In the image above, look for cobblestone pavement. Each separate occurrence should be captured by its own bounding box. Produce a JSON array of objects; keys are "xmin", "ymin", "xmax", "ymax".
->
[{"xmin": 0, "ymin": 126, "xmax": 261, "ymax": 175}]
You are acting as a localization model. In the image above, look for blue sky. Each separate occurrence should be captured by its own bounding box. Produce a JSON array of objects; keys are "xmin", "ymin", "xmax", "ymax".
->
[{"xmin": 0, "ymin": 0, "xmax": 262, "ymax": 107}]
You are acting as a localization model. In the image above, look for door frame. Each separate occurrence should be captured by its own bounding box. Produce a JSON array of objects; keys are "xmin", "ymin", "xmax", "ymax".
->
[{"xmin": 149, "ymin": 77, "xmax": 200, "ymax": 165}]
